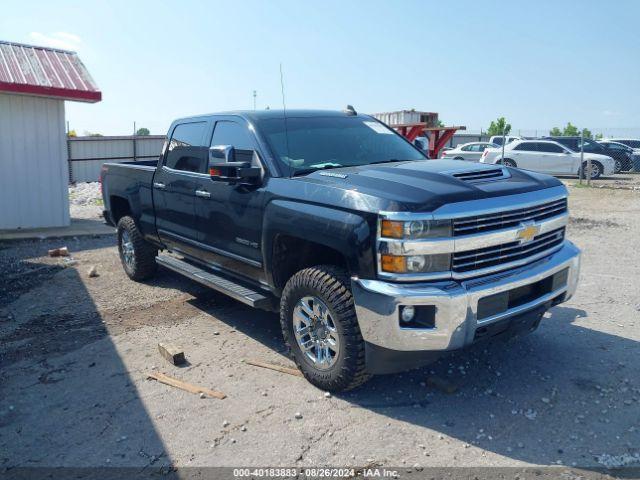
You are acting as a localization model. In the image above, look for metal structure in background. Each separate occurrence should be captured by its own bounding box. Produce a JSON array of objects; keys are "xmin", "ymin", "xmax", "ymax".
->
[
  {"xmin": 392, "ymin": 124, "xmax": 466, "ymax": 159},
  {"xmin": 67, "ymin": 135, "xmax": 165, "ymax": 183}
]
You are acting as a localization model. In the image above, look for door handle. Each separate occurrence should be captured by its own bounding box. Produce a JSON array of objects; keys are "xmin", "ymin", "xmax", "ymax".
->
[
  {"xmin": 153, "ymin": 182, "xmax": 166, "ymax": 189},
  {"xmin": 195, "ymin": 189, "xmax": 211, "ymax": 198}
]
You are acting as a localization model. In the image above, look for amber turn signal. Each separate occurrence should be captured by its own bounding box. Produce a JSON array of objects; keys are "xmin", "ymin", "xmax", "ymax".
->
[
  {"xmin": 381, "ymin": 220, "xmax": 404, "ymax": 238},
  {"xmin": 381, "ymin": 254, "xmax": 407, "ymax": 273}
]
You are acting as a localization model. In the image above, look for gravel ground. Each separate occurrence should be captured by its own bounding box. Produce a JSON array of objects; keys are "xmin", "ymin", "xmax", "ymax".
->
[
  {"xmin": 1, "ymin": 185, "xmax": 639, "ymax": 474},
  {"xmin": 69, "ymin": 182, "xmax": 103, "ymax": 220}
]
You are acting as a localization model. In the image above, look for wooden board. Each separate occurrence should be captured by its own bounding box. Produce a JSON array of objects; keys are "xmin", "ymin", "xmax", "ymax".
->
[
  {"xmin": 147, "ymin": 372, "xmax": 226, "ymax": 399},
  {"xmin": 243, "ymin": 359, "xmax": 304, "ymax": 377}
]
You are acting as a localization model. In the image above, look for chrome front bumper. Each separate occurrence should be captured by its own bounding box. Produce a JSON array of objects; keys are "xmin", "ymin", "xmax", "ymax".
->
[{"xmin": 351, "ymin": 241, "xmax": 581, "ymax": 352}]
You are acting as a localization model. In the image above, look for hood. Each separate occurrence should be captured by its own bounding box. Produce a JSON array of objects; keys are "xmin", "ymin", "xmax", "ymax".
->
[{"xmin": 274, "ymin": 159, "xmax": 562, "ymax": 213}]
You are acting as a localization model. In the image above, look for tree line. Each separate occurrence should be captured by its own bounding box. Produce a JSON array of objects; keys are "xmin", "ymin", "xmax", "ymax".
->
[{"xmin": 486, "ymin": 117, "xmax": 601, "ymax": 139}]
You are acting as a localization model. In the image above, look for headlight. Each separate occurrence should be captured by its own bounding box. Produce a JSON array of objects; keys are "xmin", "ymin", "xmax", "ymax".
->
[
  {"xmin": 380, "ymin": 253, "xmax": 451, "ymax": 274},
  {"xmin": 381, "ymin": 219, "xmax": 452, "ymax": 239}
]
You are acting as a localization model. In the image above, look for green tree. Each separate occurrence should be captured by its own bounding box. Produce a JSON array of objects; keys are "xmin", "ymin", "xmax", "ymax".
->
[
  {"xmin": 67, "ymin": 129, "xmax": 77, "ymax": 137},
  {"xmin": 136, "ymin": 127, "xmax": 150, "ymax": 136},
  {"xmin": 563, "ymin": 122, "xmax": 579, "ymax": 136},
  {"xmin": 581, "ymin": 128, "xmax": 592, "ymax": 139},
  {"xmin": 595, "ymin": 132, "xmax": 603, "ymax": 140},
  {"xmin": 435, "ymin": 119, "xmax": 444, "ymax": 128},
  {"xmin": 549, "ymin": 127, "xmax": 562, "ymax": 136},
  {"xmin": 487, "ymin": 117, "xmax": 511, "ymax": 136}
]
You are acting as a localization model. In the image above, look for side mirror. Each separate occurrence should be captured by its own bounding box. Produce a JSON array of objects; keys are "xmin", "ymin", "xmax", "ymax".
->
[
  {"xmin": 209, "ymin": 144, "xmax": 235, "ymax": 163},
  {"xmin": 208, "ymin": 145, "xmax": 261, "ymax": 185}
]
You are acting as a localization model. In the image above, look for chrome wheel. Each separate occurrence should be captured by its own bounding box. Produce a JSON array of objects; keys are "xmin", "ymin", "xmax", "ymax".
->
[
  {"xmin": 120, "ymin": 230, "xmax": 135, "ymax": 269},
  {"xmin": 293, "ymin": 296, "xmax": 340, "ymax": 370},
  {"xmin": 589, "ymin": 164, "xmax": 601, "ymax": 178}
]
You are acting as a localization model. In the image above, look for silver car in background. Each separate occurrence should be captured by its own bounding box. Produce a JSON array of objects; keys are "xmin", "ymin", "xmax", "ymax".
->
[{"xmin": 440, "ymin": 142, "xmax": 500, "ymax": 161}]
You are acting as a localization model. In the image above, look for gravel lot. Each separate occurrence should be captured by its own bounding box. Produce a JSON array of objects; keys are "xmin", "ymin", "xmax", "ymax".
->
[{"xmin": 1, "ymin": 183, "xmax": 639, "ymax": 474}]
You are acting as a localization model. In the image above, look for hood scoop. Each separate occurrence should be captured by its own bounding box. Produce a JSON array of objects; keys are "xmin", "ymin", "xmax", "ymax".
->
[{"xmin": 450, "ymin": 167, "xmax": 509, "ymax": 183}]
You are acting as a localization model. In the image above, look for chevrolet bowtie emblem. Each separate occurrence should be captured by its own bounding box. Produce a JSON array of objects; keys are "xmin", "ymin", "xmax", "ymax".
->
[{"xmin": 516, "ymin": 223, "xmax": 540, "ymax": 243}]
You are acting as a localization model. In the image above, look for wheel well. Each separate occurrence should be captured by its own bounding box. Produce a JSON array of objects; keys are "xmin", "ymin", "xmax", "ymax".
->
[
  {"xmin": 272, "ymin": 235, "xmax": 348, "ymax": 290},
  {"xmin": 109, "ymin": 196, "xmax": 132, "ymax": 224}
]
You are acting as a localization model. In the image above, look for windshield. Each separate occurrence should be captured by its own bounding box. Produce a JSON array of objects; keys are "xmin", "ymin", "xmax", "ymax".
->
[{"xmin": 255, "ymin": 116, "xmax": 427, "ymax": 176}]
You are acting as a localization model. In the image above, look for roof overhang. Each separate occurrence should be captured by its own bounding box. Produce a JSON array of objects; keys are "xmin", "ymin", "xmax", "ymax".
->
[{"xmin": 0, "ymin": 40, "xmax": 101, "ymax": 103}]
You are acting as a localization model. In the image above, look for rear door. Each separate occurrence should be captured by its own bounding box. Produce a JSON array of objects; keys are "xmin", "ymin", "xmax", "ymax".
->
[
  {"xmin": 153, "ymin": 121, "xmax": 209, "ymax": 254},
  {"xmin": 461, "ymin": 144, "xmax": 482, "ymax": 161},
  {"xmin": 510, "ymin": 142, "xmax": 540, "ymax": 170},
  {"xmin": 193, "ymin": 118, "xmax": 267, "ymax": 282}
]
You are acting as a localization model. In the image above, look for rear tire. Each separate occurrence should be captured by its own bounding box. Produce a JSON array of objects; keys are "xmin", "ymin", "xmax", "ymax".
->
[
  {"xmin": 280, "ymin": 265, "xmax": 370, "ymax": 392},
  {"xmin": 117, "ymin": 216, "xmax": 158, "ymax": 281},
  {"xmin": 501, "ymin": 159, "xmax": 517, "ymax": 168}
]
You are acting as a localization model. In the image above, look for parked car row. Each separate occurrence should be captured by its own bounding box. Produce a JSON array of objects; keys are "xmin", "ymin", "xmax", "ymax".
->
[{"xmin": 440, "ymin": 135, "xmax": 640, "ymax": 179}]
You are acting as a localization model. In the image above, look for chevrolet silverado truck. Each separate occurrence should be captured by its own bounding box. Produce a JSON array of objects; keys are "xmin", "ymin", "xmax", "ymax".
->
[{"xmin": 101, "ymin": 109, "xmax": 581, "ymax": 392}]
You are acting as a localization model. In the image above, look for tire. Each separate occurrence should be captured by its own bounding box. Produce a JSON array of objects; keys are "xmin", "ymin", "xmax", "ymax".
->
[
  {"xmin": 280, "ymin": 265, "xmax": 370, "ymax": 392},
  {"xmin": 580, "ymin": 161, "xmax": 603, "ymax": 180},
  {"xmin": 501, "ymin": 159, "xmax": 517, "ymax": 168},
  {"xmin": 453, "ymin": 156, "xmax": 464, "ymax": 160},
  {"xmin": 614, "ymin": 159, "xmax": 622, "ymax": 174},
  {"xmin": 117, "ymin": 216, "xmax": 158, "ymax": 281}
]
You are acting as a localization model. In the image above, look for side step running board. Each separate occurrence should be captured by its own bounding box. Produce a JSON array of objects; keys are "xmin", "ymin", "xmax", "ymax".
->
[{"xmin": 156, "ymin": 255, "xmax": 272, "ymax": 309}]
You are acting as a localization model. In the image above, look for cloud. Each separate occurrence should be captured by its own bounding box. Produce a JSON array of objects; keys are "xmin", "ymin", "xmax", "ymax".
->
[{"xmin": 29, "ymin": 31, "xmax": 82, "ymax": 51}]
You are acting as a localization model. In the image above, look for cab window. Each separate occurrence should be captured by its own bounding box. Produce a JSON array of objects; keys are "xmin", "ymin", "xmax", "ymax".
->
[
  {"xmin": 210, "ymin": 121, "xmax": 257, "ymax": 164},
  {"xmin": 165, "ymin": 122, "xmax": 207, "ymax": 173}
]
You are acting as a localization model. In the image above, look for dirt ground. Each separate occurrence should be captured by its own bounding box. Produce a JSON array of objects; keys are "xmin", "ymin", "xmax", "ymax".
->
[{"xmin": 1, "ymin": 184, "xmax": 639, "ymax": 474}]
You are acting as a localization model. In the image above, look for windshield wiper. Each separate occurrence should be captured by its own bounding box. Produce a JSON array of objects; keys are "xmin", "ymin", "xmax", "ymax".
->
[
  {"xmin": 367, "ymin": 159, "xmax": 410, "ymax": 165},
  {"xmin": 292, "ymin": 164, "xmax": 343, "ymax": 177}
]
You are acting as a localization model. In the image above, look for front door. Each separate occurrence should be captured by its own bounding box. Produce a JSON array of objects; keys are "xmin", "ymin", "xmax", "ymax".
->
[
  {"xmin": 154, "ymin": 121, "xmax": 208, "ymax": 255},
  {"xmin": 537, "ymin": 142, "xmax": 575, "ymax": 174},
  {"xmin": 194, "ymin": 119, "xmax": 267, "ymax": 283}
]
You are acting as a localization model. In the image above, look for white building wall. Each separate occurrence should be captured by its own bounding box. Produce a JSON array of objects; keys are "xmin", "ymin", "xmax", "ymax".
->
[{"xmin": 0, "ymin": 93, "xmax": 69, "ymax": 229}]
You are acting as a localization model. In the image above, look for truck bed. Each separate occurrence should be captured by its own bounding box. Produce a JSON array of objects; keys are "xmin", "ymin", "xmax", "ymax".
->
[{"xmin": 101, "ymin": 161, "xmax": 158, "ymax": 232}]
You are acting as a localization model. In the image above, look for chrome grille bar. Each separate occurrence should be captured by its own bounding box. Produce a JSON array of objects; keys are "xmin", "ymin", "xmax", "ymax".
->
[
  {"xmin": 453, "ymin": 198, "xmax": 567, "ymax": 235},
  {"xmin": 453, "ymin": 228, "xmax": 565, "ymax": 272}
]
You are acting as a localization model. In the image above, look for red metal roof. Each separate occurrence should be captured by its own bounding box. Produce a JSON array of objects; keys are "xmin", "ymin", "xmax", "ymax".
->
[{"xmin": 0, "ymin": 41, "xmax": 101, "ymax": 103}]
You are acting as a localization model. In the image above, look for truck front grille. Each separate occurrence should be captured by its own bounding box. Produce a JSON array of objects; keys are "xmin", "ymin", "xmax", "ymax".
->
[
  {"xmin": 453, "ymin": 198, "xmax": 567, "ymax": 236},
  {"xmin": 452, "ymin": 227, "xmax": 565, "ymax": 274}
]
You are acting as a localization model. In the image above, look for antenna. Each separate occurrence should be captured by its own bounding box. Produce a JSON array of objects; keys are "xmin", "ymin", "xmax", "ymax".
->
[
  {"xmin": 280, "ymin": 63, "xmax": 293, "ymax": 177},
  {"xmin": 252, "ymin": 90, "xmax": 257, "ymax": 110}
]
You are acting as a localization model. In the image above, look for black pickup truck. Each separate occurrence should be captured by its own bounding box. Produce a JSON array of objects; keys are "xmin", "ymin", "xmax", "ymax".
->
[{"xmin": 101, "ymin": 109, "xmax": 581, "ymax": 391}]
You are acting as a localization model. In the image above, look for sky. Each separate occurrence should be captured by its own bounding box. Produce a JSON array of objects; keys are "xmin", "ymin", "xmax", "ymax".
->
[{"xmin": 2, "ymin": 0, "xmax": 639, "ymax": 135}]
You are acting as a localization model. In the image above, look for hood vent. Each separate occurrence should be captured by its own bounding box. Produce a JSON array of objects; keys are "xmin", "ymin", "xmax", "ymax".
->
[{"xmin": 451, "ymin": 167, "xmax": 508, "ymax": 183}]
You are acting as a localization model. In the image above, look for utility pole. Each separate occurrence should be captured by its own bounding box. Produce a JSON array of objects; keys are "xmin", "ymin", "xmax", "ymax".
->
[
  {"xmin": 501, "ymin": 126, "xmax": 506, "ymax": 165},
  {"xmin": 253, "ymin": 90, "xmax": 257, "ymax": 110}
]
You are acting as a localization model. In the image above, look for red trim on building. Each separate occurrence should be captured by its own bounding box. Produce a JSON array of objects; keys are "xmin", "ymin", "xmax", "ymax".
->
[{"xmin": 0, "ymin": 81, "xmax": 101, "ymax": 103}]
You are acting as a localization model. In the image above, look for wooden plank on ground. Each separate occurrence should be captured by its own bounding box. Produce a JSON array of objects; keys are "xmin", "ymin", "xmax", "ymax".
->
[
  {"xmin": 147, "ymin": 372, "xmax": 226, "ymax": 399},
  {"xmin": 243, "ymin": 359, "xmax": 304, "ymax": 377}
]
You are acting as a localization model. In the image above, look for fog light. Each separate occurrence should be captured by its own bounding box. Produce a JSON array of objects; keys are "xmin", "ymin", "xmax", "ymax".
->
[{"xmin": 400, "ymin": 306, "xmax": 416, "ymax": 323}]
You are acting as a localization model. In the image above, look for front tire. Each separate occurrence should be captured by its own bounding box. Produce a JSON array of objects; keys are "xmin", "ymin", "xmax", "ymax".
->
[
  {"xmin": 280, "ymin": 265, "xmax": 370, "ymax": 392},
  {"xmin": 580, "ymin": 161, "xmax": 603, "ymax": 180},
  {"xmin": 117, "ymin": 216, "xmax": 158, "ymax": 281},
  {"xmin": 614, "ymin": 159, "xmax": 622, "ymax": 174}
]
